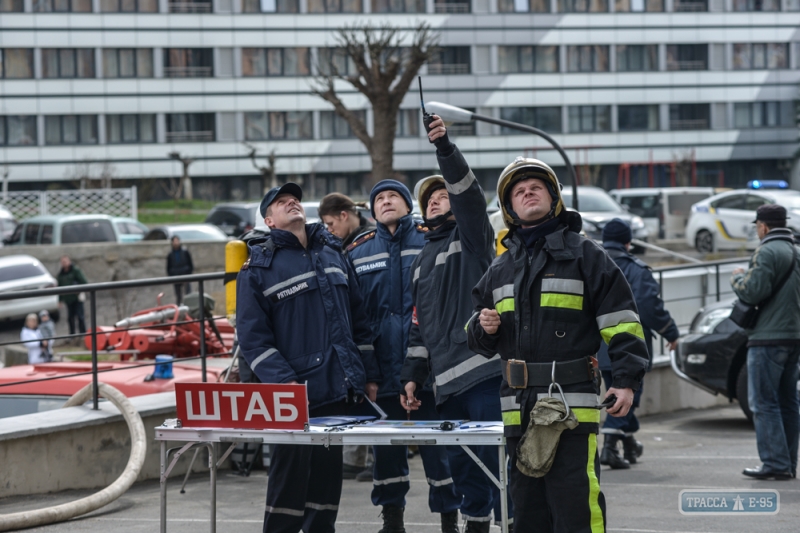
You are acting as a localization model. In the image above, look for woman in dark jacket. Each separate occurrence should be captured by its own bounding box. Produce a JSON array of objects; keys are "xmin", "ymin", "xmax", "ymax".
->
[{"xmin": 319, "ymin": 193, "xmax": 374, "ymax": 247}]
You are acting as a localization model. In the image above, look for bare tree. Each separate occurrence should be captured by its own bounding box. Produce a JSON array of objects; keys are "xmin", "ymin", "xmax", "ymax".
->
[
  {"xmin": 243, "ymin": 143, "xmax": 277, "ymax": 194},
  {"xmin": 168, "ymin": 151, "xmax": 195, "ymax": 201},
  {"xmin": 159, "ymin": 176, "xmax": 184, "ymax": 221},
  {"xmin": 313, "ymin": 22, "xmax": 438, "ymax": 188},
  {"xmin": 64, "ymin": 158, "xmax": 117, "ymax": 190},
  {"xmin": 1, "ymin": 166, "xmax": 9, "ymax": 202}
]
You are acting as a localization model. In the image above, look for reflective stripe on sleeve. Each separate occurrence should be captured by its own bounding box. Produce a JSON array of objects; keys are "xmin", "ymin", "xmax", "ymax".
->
[
  {"xmin": 435, "ymin": 354, "xmax": 500, "ymax": 386},
  {"xmin": 464, "ymin": 311, "xmax": 478, "ymax": 331},
  {"xmin": 445, "ymin": 170, "xmax": 476, "ymax": 195},
  {"xmin": 400, "ymin": 249, "xmax": 422, "ymax": 257},
  {"xmin": 540, "ymin": 293, "xmax": 583, "ymax": 310},
  {"xmin": 407, "ymin": 346, "xmax": 429, "ymax": 359},
  {"xmin": 435, "ymin": 241, "xmax": 462, "ymax": 266},
  {"xmin": 495, "ymin": 298, "xmax": 515, "ymax": 314},
  {"xmin": 541, "ymin": 278, "xmax": 584, "ymax": 295},
  {"xmin": 357, "ymin": 345, "xmax": 374, "ymax": 351},
  {"xmin": 351, "ymin": 252, "xmax": 389, "ymax": 266},
  {"xmin": 492, "ymin": 284, "xmax": 514, "ymax": 304},
  {"xmin": 323, "ymin": 267, "xmax": 347, "ymax": 280},
  {"xmin": 263, "ymin": 271, "xmax": 316, "ymax": 297},
  {"xmin": 413, "ymin": 267, "xmax": 421, "ymax": 283},
  {"xmin": 251, "ymin": 348, "xmax": 277, "ymax": 370},
  {"xmin": 596, "ymin": 310, "xmax": 641, "ymax": 331},
  {"xmin": 600, "ymin": 322, "xmax": 645, "ymax": 344},
  {"xmin": 426, "ymin": 477, "xmax": 454, "ymax": 487}
]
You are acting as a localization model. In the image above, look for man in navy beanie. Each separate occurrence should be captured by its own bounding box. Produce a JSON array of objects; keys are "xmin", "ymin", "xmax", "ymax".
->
[
  {"xmin": 598, "ymin": 218, "xmax": 679, "ymax": 469},
  {"xmin": 349, "ymin": 179, "xmax": 461, "ymax": 533}
]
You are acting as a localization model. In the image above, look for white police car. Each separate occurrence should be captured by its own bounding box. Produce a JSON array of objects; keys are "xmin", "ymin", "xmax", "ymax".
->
[{"xmin": 685, "ymin": 180, "xmax": 800, "ymax": 253}]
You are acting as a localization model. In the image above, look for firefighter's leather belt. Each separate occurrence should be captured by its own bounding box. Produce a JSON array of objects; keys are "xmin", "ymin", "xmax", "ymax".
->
[{"xmin": 503, "ymin": 357, "xmax": 596, "ymax": 389}]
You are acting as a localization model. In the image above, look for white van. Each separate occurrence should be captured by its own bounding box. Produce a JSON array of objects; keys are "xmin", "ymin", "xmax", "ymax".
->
[{"xmin": 609, "ymin": 187, "xmax": 717, "ymax": 240}]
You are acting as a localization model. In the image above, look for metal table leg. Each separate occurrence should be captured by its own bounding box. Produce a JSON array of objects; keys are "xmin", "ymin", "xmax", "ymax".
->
[
  {"xmin": 210, "ymin": 443, "xmax": 217, "ymax": 533},
  {"xmin": 160, "ymin": 441, "xmax": 167, "ymax": 533},
  {"xmin": 498, "ymin": 444, "xmax": 509, "ymax": 533}
]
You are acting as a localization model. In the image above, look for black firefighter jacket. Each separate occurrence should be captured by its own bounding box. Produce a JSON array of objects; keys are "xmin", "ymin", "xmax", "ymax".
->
[
  {"xmin": 466, "ymin": 217, "xmax": 649, "ymax": 437},
  {"xmin": 400, "ymin": 143, "xmax": 499, "ymax": 406}
]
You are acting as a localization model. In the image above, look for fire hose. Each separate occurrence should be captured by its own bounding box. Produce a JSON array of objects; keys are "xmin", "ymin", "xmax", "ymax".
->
[{"xmin": 0, "ymin": 382, "xmax": 146, "ymax": 531}]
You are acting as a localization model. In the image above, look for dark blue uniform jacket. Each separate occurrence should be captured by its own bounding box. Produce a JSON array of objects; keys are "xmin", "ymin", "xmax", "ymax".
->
[
  {"xmin": 346, "ymin": 214, "xmax": 426, "ymax": 398},
  {"xmin": 236, "ymin": 224, "xmax": 380, "ymax": 409},
  {"xmin": 598, "ymin": 240, "xmax": 680, "ymax": 371}
]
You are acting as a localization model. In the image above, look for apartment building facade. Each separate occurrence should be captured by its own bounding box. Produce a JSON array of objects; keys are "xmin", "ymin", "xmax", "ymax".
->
[{"xmin": 0, "ymin": 0, "xmax": 798, "ymax": 197}]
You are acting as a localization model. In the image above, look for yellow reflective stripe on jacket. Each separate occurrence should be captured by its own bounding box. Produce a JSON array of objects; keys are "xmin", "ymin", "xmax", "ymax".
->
[
  {"xmin": 495, "ymin": 298, "xmax": 515, "ymax": 314},
  {"xmin": 573, "ymin": 408, "xmax": 601, "ymax": 424},
  {"xmin": 540, "ymin": 293, "xmax": 583, "ymax": 310},
  {"xmin": 599, "ymin": 322, "xmax": 645, "ymax": 344},
  {"xmin": 587, "ymin": 433, "xmax": 604, "ymax": 533},
  {"xmin": 502, "ymin": 410, "xmax": 521, "ymax": 426}
]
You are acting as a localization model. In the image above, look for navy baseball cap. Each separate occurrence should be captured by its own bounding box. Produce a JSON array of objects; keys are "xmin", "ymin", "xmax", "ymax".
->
[
  {"xmin": 260, "ymin": 182, "xmax": 303, "ymax": 218},
  {"xmin": 602, "ymin": 218, "xmax": 633, "ymax": 244}
]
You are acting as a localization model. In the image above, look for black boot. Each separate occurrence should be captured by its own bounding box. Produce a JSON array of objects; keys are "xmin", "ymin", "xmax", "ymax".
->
[
  {"xmin": 378, "ymin": 505, "xmax": 406, "ymax": 533},
  {"xmin": 621, "ymin": 435, "xmax": 643, "ymax": 464},
  {"xmin": 464, "ymin": 520, "xmax": 490, "ymax": 533},
  {"xmin": 599, "ymin": 435, "xmax": 630, "ymax": 470},
  {"xmin": 440, "ymin": 511, "xmax": 459, "ymax": 533}
]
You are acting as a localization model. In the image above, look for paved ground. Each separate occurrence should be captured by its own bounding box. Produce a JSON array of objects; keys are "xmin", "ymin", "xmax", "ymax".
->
[{"xmin": 2, "ymin": 404, "xmax": 798, "ymax": 532}]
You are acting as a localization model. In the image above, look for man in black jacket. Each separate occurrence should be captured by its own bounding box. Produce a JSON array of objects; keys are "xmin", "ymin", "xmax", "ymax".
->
[
  {"xmin": 400, "ymin": 117, "xmax": 504, "ymax": 533},
  {"xmin": 466, "ymin": 158, "xmax": 649, "ymax": 533},
  {"xmin": 167, "ymin": 236, "xmax": 193, "ymax": 305}
]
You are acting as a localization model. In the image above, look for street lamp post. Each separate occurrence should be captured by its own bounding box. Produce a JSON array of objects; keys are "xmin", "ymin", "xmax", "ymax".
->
[{"xmin": 426, "ymin": 102, "xmax": 579, "ymax": 211}]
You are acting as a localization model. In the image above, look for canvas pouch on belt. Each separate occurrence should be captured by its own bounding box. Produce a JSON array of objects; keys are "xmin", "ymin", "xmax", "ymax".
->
[{"xmin": 516, "ymin": 396, "xmax": 578, "ymax": 478}]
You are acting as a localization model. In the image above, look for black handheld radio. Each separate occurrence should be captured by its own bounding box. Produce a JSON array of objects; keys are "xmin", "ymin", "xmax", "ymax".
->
[{"xmin": 418, "ymin": 76, "xmax": 434, "ymax": 143}]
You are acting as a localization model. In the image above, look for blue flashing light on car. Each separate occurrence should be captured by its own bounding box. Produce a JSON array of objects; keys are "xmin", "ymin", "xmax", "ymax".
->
[{"xmin": 748, "ymin": 180, "xmax": 788, "ymax": 190}]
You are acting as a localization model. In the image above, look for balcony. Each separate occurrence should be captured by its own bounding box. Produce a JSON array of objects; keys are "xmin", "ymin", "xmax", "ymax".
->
[
  {"xmin": 669, "ymin": 119, "xmax": 708, "ymax": 130},
  {"xmin": 673, "ymin": 0, "xmax": 707, "ymax": 10},
  {"xmin": 427, "ymin": 63, "xmax": 470, "ymax": 75},
  {"xmin": 667, "ymin": 60, "xmax": 707, "ymax": 71},
  {"xmin": 434, "ymin": 1, "xmax": 471, "ymax": 12},
  {"xmin": 163, "ymin": 66, "xmax": 213, "ymax": 78},
  {"xmin": 168, "ymin": 1, "xmax": 212, "ymax": 10},
  {"xmin": 166, "ymin": 131, "xmax": 214, "ymax": 142}
]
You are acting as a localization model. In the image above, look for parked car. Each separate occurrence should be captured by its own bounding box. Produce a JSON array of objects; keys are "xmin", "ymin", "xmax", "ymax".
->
[
  {"xmin": 6, "ymin": 214, "xmax": 119, "ymax": 246},
  {"xmin": 0, "ymin": 360, "xmax": 223, "ymax": 419},
  {"xmin": 205, "ymin": 202, "xmax": 259, "ymax": 237},
  {"xmin": 0, "ymin": 205, "xmax": 18, "ymax": 242},
  {"xmin": 142, "ymin": 223, "xmax": 229, "ymax": 242},
  {"xmin": 685, "ymin": 182, "xmax": 800, "ymax": 253},
  {"xmin": 673, "ymin": 298, "xmax": 754, "ymax": 420},
  {"xmin": 113, "ymin": 217, "xmax": 149, "ymax": 243},
  {"xmin": 0, "ymin": 255, "xmax": 59, "ymax": 321},
  {"xmin": 609, "ymin": 187, "xmax": 717, "ymax": 240}
]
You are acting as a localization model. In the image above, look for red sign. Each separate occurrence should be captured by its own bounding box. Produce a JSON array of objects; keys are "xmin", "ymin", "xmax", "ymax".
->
[{"xmin": 175, "ymin": 383, "xmax": 309, "ymax": 430}]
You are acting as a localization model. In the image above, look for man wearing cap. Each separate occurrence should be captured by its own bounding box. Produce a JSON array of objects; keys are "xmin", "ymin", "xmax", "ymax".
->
[
  {"xmin": 347, "ymin": 179, "xmax": 460, "ymax": 533},
  {"xmin": 598, "ymin": 219, "xmax": 680, "ymax": 470},
  {"xmin": 236, "ymin": 183, "xmax": 381, "ymax": 533},
  {"xmin": 466, "ymin": 160, "xmax": 649, "ymax": 532},
  {"xmin": 731, "ymin": 203, "xmax": 800, "ymax": 480},
  {"xmin": 399, "ymin": 118, "xmax": 505, "ymax": 533}
]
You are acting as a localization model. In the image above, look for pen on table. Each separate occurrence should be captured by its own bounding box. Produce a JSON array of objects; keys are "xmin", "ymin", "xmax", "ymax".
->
[{"xmin": 406, "ymin": 399, "xmax": 411, "ymax": 420}]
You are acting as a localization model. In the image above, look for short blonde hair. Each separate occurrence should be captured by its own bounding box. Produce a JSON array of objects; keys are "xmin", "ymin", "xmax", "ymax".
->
[{"xmin": 25, "ymin": 313, "xmax": 38, "ymax": 325}]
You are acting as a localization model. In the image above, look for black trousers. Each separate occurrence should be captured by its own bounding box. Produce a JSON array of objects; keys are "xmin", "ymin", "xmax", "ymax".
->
[
  {"xmin": 66, "ymin": 301, "xmax": 86, "ymax": 335},
  {"xmin": 263, "ymin": 402, "xmax": 347, "ymax": 533},
  {"xmin": 173, "ymin": 282, "xmax": 191, "ymax": 305},
  {"xmin": 507, "ymin": 432, "xmax": 605, "ymax": 533}
]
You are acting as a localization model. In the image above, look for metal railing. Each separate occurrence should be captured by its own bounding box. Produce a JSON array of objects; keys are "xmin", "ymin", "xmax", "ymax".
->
[
  {"xmin": 427, "ymin": 63, "xmax": 471, "ymax": 75},
  {"xmin": 434, "ymin": 2, "xmax": 471, "ymax": 11},
  {"xmin": 163, "ymin": 66, "xmax": 213, "ymax": 78},
  {"xmin": 165, "ymin": 131, "xmax": 215, "ymax": 143},
  {"xmin": 669, "ymin": 118, "xmax": 709, "ymax": 130},
  {"xmin": 0, "ymin": 271, "xmax": 225, "ymax": 410},
  {"xmin": 667, "ymin": 60, "xmax": 708, "ymax": 71},
  {"xmin": 673, "ymin": 0, "xmax": 707, "ymax": 10},
  {"xmin": 168, "ymin": 1, "xmax": 212, "ymax": 10}
]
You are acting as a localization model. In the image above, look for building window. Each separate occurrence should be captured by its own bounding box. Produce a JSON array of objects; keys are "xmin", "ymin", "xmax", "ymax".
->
[
  {"xmin": 567, "ymin": 46, "xmax": 609, "ymax": 72},
  {"xmin": 308, "ymin": 0, "xmax": 360, "ymax": 11},
  {"xmin": 501, "ymin": 107, "xmax": 562, "ymax": 134},
  {"xmin": 103, "ymin": 49, "xmax": 153, "ymax": 78},
  {"xmin": 568, "ymin": 106, "xmax": 611, "ymax": 133},
  {"xmin": 498, "ymin": 0, "xmax": 549, "ymax": 11},
  {"xmin": 732, "ymin": 0, "xmax": 777, "ymax": 10},
  {"xmin": 320, "ymin": 110, "xmax": 366, "ymax": 139},
  {"xmin": 616, "ymin": 45, "xmax": 658, "ymax": 72},
  {"xmin": 0, "ymin": 0, "xmax": 24, "ymax": 11},
  {"xmin": 733, "ymin": 43, "xmax": 788, "ymax": 70},
  {"xmin": 244, "ymin": 112, "xmax": 312, "ymax": 140},
  {"xmin": 106, "ymin": 114, "xmax": 156, "ymax": 144},
  {"xmin": 166, "ymin": 113, "xmax": 215, "ymax": 143},
  {"xmin": 666, "ymin": 44, "xmax": 707, "ymax": 71},
  {"xmin": 99, "ymin": 0, "xmax": 157, "ymax": 10},
  {"xmin": 45, "ymin": 115, "xmax": 98, "ymax": 145},
  {"xmin": 615, "ymin": 0, "xmax": 662, "ymax": 10},
  {"xmin": 42, "ymin": 49, "xmax": 95, "ymax": 78},
  {"xmin": 168, "ymin": 0, "xmax": 212, "ymax": 11},
  {"xmin": 0, "ymin": 49, "xmax": 34, "ymax": 79},
  {"xmin": 0, "ymin": 116, "xmax": 37, "ymax": 146},
  {"xmin": 396, "ymin": 109, "xmax": 420, "ymax": 138},
  {"xmin": 673, "ymin": 0, "xmax": 706, "ymax": 9},
  {"xmin": 242, "ymin": 48, "xmax": 311, "ymax": 77},
  {"xmin": 669, "ymin": 104, "xmax": 709, "ymax": 130},
  {"xmin": 558, "ymin": 0, "xmax": 607, "ymax": 11},
  {"xmin": 318, "ymin": 48, "xmax": 359, "ymax": 77},
  {"xmin": 498, "ymin": 46, "xmax": 559, "ymax": 73},
  {"xmin": 734, "ymin": 102, "xmax": 794, "ymax": 128},
  {"xmin": 242, "ymin": 0, "xmax": 298, "ymax": 11},
  {"xmin": 34, "ymin": 0, "xmax": 91, "ymax": 10},
  {"xmin": 428, "ymin": 47, "xmax": 471, "ymax": 75},
  {"xmin": 434, "ymin": 0, "xmax": 470, "ymax": 12},
  {"xmin": 786, "ymin": 0, "xmax": 799, "ymax": 10},
  {"xmin": 164, "ymin": 49, "xmax": 213, "ymax": 78},
  {"xmin": 371, "ymin": 0, "xmax": 424, "ymax": 11},
  {"xmin": 618, "ymin": 105, "xmax": 659, "ymax": 131}
]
